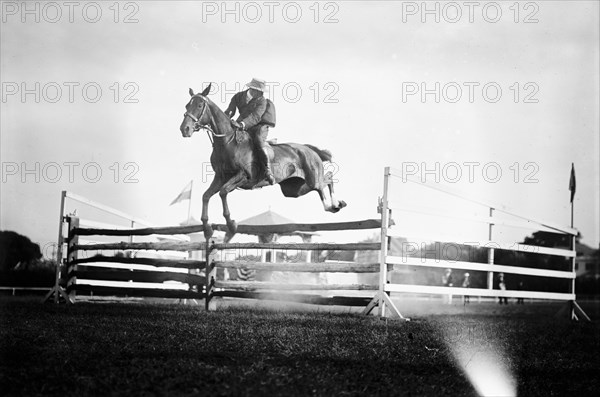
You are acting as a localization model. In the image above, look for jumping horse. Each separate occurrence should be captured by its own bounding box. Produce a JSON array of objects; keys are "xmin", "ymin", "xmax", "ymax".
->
[{"xmin": 179, "ymin": 84, "xmax": 346, "ymax": 240}]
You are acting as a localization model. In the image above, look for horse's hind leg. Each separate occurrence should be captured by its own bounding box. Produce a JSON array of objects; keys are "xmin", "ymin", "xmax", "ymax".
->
[
  {"xmin": 289, "ymin": 181, "xmax": 336, "ymax": 213},
  {"xmin": 327, "ymin": 178, "xmax": 347, "ymax": 211},
  {"xmin": 322, "ymin": 171, "xmax": 346, "ymax": 212},
  {"xmin": 317, "ymin": 186, "xmax": 339, "ymax": 213},
  {"xmin": 220, "ymin": 171, "xmax": 248, "ymax": 241}
]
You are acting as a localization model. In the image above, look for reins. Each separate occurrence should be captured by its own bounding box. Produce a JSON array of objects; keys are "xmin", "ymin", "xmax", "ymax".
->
[{"xmin": 184, "ymin": 95, "xmax": 236, "ymax": 146}]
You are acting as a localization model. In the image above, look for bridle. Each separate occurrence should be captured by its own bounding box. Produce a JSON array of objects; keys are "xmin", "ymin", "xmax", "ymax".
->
[
  {"xmin": 183, "ymin": 95, "xmax": 235, "ymax": 144},
  {"xmin": 183, "ymin": 95, "xmax": 211, "ymax": 132}
]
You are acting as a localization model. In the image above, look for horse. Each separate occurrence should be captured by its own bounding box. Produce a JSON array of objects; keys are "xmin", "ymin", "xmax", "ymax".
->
[{"xmin": 179, "ymin": 84, "xmax": 346, "ymax": 240}]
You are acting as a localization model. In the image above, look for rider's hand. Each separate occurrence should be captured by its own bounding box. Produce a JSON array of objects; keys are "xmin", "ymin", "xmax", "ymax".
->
[{"xmin": 230, "ymin": 119, "xmax": 242, "ymax": 130}]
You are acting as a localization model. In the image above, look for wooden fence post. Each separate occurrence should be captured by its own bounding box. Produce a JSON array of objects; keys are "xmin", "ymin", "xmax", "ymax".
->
[
  {"xmin": 205, "ymin": 239, "xmax": 217, "ymax": 311},
  {"xmin": 568, "ymin": 234, "xmax": 590, "ymax": 321},
  {"xmin": 66, "ymin": 216, "xmax": 80, "ymax": 303},
  {"xmin": 487, "ymin": 208, "xmax": 495, "ymax": 292},
  {"xmin": 362, "ymin": 167, "xmax": 406, "ymax": 319},
  {"xmin": 43, "ymin": 191, "xmax": 70, "ymax": 304},
  {"xmin": 378, "ymin": 168, "xmax": 391, "ymax": 317}
]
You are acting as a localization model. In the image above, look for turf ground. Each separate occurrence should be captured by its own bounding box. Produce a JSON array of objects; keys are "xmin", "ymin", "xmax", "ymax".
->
[{"xmin": 1, "ymin": 296, "xmax": 598, "ymax": 396}]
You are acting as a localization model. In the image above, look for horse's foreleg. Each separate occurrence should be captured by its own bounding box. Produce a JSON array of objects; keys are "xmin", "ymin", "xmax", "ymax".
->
[
  {"xmin": 201, "ymin": 177, "xmax": 223, "ymax": 239},
  {"xmin": 220, "ymin": 172, "xmax": 248, "ymax": 240}
]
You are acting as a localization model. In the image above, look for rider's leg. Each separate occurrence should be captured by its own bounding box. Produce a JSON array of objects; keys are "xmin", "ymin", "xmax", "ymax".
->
[{"xmin": 255, "ymin": 125, "xmax": 275, "ymax": 184}]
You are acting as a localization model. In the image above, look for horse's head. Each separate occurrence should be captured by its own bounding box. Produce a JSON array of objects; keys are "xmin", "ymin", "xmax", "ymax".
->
[{"xmin": 180, "ymin": 84, "xmax": 212, "ymax": 137}]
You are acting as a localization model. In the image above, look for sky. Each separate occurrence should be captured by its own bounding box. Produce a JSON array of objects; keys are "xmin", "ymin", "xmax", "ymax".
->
[{"xmin": 1, "ymin": 0, "xmax": 599, "ymax": 255}]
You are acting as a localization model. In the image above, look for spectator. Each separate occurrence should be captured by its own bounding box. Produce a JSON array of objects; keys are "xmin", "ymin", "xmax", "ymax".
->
[
  {"xmin": 516, "ymin": 280, "xmax": 524, "ymax": 304},
  {"xmin": 462, "ymin": 272, "xmax": 471, "ymax": 304},
  {"xmin": 442, "ymin": 268, "xmax": 454, "ymax": 304},
  {"xmin": 498, "ymin": 273, "xmax": 508, "ymax": 304}
]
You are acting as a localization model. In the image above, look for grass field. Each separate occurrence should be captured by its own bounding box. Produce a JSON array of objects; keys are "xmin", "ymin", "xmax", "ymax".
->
[{"xmin": 1, "ymin": 296, "xmax": 599, "ymax": 396}]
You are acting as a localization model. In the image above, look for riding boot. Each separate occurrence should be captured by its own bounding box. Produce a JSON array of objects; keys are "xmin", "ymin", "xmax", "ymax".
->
[{"xmin": 261, "ymin": 147, "xmax": 275, "ymax": 185}]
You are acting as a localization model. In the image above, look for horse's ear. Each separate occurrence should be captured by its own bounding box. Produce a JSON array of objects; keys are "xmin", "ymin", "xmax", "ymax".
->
[
  {"xmin": 201, "ymin": 83, "xmax": 211, "ymax": 97},
  {"xmin": 189, "ymin": 88, "xmax": 194, "ymax": 97}
]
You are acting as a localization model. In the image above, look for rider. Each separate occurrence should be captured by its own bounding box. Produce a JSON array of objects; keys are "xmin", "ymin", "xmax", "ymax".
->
[{"xmin": 224, "ymin": 78, "xmax": 276, "ymax": 185}]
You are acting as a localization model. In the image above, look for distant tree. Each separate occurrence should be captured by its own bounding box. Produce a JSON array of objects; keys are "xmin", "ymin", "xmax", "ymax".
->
[
  {"xmin": 0, "ymin": 231, "xmax": 42, "ymax": 271},
  {"xmin": 522, "ymin": 230, "xmax": 578, "ymax": 249}
]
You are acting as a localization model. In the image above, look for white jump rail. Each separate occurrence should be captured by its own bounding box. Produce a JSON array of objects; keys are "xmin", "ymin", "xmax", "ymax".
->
[{"xmin": 366, "ymin": 167, "xmax": 590, "ymax": 321}]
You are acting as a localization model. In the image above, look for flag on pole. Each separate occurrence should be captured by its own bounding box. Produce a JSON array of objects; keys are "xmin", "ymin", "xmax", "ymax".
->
[
  {"xmin": 170, "ymin": 181, "xmax": 193, "ymax": 205},
  {"xmin": 569, "ymin": 163, "xmax": 576, "ymax": 203}
]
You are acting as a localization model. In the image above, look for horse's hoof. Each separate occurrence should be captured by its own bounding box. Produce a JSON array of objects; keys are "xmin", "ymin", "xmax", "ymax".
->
[
  {"xmin": 203, "ymin": 224, "xmax": 214, "ymax": 240},
  {"xmin": 224, "ymin": 231, "xmax": 236, "ymax": 243},
  {"xmin": 227, "ymin": 219, "xmax": 238, "ymax": 234},
  {"xmin": 330, "ymin": 200, "xmax": 347, "ymax": 213},
  {"xmin": 224, "ymin": 220, "xmax": 237, "ymax": 242}
]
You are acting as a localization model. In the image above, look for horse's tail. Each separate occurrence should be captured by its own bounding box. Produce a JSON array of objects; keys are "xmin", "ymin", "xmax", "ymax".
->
[{"xmin": 305, "ymin": 144, "xmax": 333, "ymax": 162}]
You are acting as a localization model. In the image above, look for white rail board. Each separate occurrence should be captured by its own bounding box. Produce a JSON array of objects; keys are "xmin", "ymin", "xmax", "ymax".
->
[
  {"xmin": 386, "ymin": 256, "xmax": 576, "ymax": 279},
  {"xmin": 384, "ymin": 283, "xmax": 575, "ymax": 301}
]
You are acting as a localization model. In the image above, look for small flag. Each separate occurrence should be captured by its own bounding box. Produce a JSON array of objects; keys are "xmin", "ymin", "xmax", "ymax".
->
[
  {"xmin": 170, "ymin": 181, "xmax": 193, "ymax": 206},
  {"xmin": 569, "ymin": 163, "xmax": 576, "ymax": 203}
]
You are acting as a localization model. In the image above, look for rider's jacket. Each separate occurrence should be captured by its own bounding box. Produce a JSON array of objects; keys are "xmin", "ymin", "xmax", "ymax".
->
[{"xmin": 225, "ymin": 90, "xmax": 276, "ymax": 129}]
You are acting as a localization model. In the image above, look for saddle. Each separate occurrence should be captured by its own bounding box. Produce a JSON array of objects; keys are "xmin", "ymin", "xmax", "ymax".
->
[
  {"xmin": 234, "ymin": 130, "xmax": 276, "ymax": 147},
  {"xmin": 232, "ymin": 129, "xmax": 277, "ymax": 176}
]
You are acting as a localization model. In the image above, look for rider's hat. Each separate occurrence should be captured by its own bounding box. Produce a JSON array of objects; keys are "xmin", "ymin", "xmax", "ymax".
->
[{"xmin": 246, "ymin": 78, "xmax": 267, "ymax": 92}]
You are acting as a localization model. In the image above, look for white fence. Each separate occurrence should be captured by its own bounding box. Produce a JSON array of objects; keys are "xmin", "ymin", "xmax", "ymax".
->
[{"xmin": 369, "ymin": 167, "xmax": 589, "ymax": 321}]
